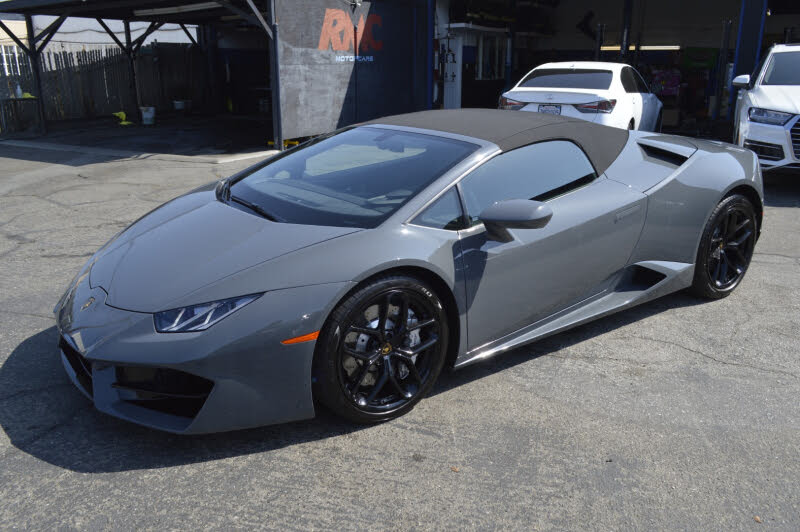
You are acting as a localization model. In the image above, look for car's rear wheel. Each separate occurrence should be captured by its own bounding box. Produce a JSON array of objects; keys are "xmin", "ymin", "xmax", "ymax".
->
[
  {"xmin": 690, "ymin": 194, "xmax": 757, "ymax": 299},
  {"xmin": 313, "ymin": 275, "xmax": 448, "ymax": 423}
]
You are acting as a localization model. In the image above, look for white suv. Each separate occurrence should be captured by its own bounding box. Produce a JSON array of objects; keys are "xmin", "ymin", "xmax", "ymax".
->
[
  {"xmin": 499, "ymin": 61, "xmax": 663, "ymax": 132},
  {"xmin": 733, "ymin": 44, "xmax": 800, "ymax": 172}
]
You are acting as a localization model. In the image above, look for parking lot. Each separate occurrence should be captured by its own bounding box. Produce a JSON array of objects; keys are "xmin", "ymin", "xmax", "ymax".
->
[{"xmin": 0, "ymin": 142, "xmax": 798, "ymax": 530}]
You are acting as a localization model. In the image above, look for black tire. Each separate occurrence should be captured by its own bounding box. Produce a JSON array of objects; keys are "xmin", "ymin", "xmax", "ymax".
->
[
  {"xmin": 690, "ymin": 194, "xmax": 757, "ymax": 299},
  {"xmin": 312, "ymin": 275, "xmax": 449, "ymax": 424}
]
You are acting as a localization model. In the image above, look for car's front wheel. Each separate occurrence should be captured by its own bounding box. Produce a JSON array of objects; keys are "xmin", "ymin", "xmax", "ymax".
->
[
  {"xmin": 313, "ymin": 275, "xmax": 448, "ymax": 423},
  {"xmin": 690, "ymin": 194, "xmax": 757, "ymax": 299}
]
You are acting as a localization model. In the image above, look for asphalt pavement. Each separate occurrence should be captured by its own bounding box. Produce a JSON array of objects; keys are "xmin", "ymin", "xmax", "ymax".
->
[{"xmin": 0, "ymin": 143, "xmax": 798, "ymax": 530}]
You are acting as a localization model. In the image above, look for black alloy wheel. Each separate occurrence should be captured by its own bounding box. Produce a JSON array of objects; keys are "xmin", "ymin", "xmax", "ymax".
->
[
  {"xmin": 691, "ymin": 194, "xmax": 757, "ymax": 299},
  {"xmin": 313, "ymin": 275, "xmax": 448, "ymax": 423}
]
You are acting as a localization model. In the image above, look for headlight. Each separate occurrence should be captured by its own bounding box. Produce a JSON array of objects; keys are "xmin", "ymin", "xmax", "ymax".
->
[
  {"xmin": 154, "ymin": 294, "xmax": 262, "ymax": 333},
  {"xmin": 748, "ymin": 107, "xmax": 792, "ymax": 126}
]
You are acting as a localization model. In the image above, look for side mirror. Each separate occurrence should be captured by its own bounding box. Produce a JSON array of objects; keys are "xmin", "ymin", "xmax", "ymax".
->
[
  {"xmin": 732, "ymin": 74, "xmax": 751, "ymax": 89},
  {"xmin": 479, "ymin": 199, "xmax": 553, "ymax": 241}
]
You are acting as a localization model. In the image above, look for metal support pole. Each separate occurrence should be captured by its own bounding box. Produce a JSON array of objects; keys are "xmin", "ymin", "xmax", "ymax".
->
[
  {"xmin": 353, "ymin": 23, "xmax": 358, "ymax": 123},
  {"xmin": 619, "ymin": 0, "xmax": 633, "ymax": 61},
  {"xmin": 124, "ymin": 20, "xmax": 141, "ymax": 120},
  {"xmin": 713, "ymin": 20, "xmax": 732, "ymax": 120},
  {"xmin": 96, "ymin": 18, "xmax": 126, "ymax": 51},
  {"xmin": 729, "ymin": 0, "xmax": 767, "ymax": 119},
  {"xmin": 594, "ymin": 23, "xmax": 605, "ymax": 60},
  {"xmin": 504, "ymin": 33, "xmax": 512, "ymax": 91},
  {"xmin": 180, "ymin": 24, "xmax": 198, "ymax": 46},
  {"xmin": 201, "ymin": 26, "xmax": 221, "ymax": 113},
  {"xmin": 268, "ymin": 0, "xmax": 283, "ymax": 150},
  {"xmin": 25, "ymin": 14, "xmax": 46, "ymax": 134},
  {"xmin": 426, "ymin": 0, "xmax": 434, "ymax": 109}
]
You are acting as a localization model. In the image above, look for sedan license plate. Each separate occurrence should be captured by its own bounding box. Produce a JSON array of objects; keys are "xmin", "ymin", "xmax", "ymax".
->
[{"xmin": 538, "ymin": 104, "xmax": 561, "ymax": 115}]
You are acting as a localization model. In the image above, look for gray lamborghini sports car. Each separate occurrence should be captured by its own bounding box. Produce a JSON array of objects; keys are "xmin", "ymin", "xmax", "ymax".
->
[{"xmin": 54, "ymin": 109, "xmax": 763, "ymax": 434}]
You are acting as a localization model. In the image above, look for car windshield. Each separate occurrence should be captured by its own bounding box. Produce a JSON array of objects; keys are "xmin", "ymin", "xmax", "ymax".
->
[
  {"xmin": 518, "ymin": 68, "xmax": 613, "ymax": 90},
  {"xmin": 762, "ymin": 52, "xmax": 800, "ymax": 85},
  {"xmin": 230, "ymin": 127, "xmax": 477, "ymax": 228}
]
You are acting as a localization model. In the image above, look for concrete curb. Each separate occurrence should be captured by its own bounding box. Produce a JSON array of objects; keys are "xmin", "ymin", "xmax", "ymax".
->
[{"xmin": 0, "ymin": 139, "xmax": 279, "ymax": 165}]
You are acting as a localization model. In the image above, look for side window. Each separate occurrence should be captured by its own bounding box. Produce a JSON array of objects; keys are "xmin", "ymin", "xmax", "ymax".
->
[
  {"xmin": 459, "ymin": 141, "xmax": 597, "ymax": 225},
  {"xmin": 412, "ymin": 188, "xmax": 466, "ymax": 230},
  {"xmin": 620, "ymin": 67, "xmax": 637, "ymax": 93},
  {"xmin": 632, "ymin": 68, "xmax": 650, "ymax": 93}
]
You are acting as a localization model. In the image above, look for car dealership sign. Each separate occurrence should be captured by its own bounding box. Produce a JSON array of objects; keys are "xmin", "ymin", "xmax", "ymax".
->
[
  {"xmin": 276, "ymin": 0, "xmax": 427, "ymax": 139},
  {"xmin": 317, "ymin": 8, "xmax": 383, "ymax": 62}
]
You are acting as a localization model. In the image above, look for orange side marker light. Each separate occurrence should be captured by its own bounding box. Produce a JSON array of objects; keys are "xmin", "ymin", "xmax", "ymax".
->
[{"xmin": 281, "ymin": 331, "xmax": 320, "ymax": 345}]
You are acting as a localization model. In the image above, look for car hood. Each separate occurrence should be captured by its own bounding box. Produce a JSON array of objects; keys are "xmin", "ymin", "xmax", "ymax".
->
[
  {"xmin": 89, "ymin": 189, "xmax": 360, "ymax": 312},
  {"xmin": 752, "ymin": 85, "xmax": 800, "ymax": 114}
]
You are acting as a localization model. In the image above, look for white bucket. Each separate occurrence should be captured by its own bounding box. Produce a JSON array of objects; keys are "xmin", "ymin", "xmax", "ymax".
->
[{"xmin": 140, "ymin": 106, "xmax": 155, "ymax": 125}]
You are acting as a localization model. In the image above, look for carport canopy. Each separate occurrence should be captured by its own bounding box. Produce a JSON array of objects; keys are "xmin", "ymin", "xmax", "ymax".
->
[{"xmin": 0, "ymin": 0, "xmax": 283, "ymax": 147}]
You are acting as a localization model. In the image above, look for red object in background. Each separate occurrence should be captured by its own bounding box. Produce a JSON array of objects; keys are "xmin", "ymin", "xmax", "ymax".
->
[{"xmin": 317, "ymin": 8, "xmax": 383, "ymax": 53}]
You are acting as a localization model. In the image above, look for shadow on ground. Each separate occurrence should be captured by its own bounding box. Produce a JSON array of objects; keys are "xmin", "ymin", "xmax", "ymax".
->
[
  {"xmin": 433, "ymin": 290, "xmax": 706, "ymax": 396},
  {"xmin": 0, "ymin": 115, "xmax": 272, "ymax": 166},
  {"xmin": 0, "ymin": 291, "xmax": 705, "ymax": 474},
  {"xmin": 763, "ymin": 171, "xmax": 800, "ymax": 208}
]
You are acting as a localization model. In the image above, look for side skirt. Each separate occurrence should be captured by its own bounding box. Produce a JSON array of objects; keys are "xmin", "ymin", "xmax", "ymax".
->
[{"xmin": 454, "ymin": 260, "xmax": 694, "ymax": 368}]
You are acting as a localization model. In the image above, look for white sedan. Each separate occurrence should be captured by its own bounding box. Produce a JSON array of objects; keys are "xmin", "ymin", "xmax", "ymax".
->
[
  {"xmin": 499, "ymin": 61, "xmax": 663, "ymax": 132},
  {"xmin": 733, "ymin": 44, "xmax": 800, "ymax": 172}
]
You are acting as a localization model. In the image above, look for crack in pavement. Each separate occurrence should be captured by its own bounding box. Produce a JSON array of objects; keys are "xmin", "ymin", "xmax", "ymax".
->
[
  {"xmin": 39, "ymin": 252, "xmax": 93, "ymax": 260},
  {"xmin": 754, "ymin": 252, "xmax": 800, "ymax": 260},
  {"xmin": 0, "ymin": 403, "xmax": 92, "ymax": 460},
  {"xmin": 0, "ymin": 383, "xmax": 73, "ymax": 403},
  {"xmin": 612, "ymin": 335, "xmax": 800, "ymax": 380},
  {"xmin": 0, "ymin": 310, "xmax": 54, "ymax": 321}
]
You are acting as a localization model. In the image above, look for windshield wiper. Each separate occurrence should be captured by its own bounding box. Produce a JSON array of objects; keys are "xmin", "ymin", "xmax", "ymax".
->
[
  {"xmin": 215, "ymin": 178, "xmax": 231, "ymax": 202},
  {"xmin": 230, "ymin": 195, "xmax": 282, "ymax": 222}
]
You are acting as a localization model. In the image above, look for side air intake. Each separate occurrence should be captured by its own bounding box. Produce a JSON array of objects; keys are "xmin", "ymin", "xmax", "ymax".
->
[
  {"xmin": 638, "ymin": 143, "xmax": 689, "ymax": 168},
  {"xmin": 617, "ymin": 265, "xmax": 667, "ymax": 293}
]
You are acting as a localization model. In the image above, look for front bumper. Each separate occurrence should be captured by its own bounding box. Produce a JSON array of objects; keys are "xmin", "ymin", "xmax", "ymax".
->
[
  {"xmin": 55, "ymin": 272, "xmax": 353, "ymax": 434},
  {"xmin": 739, "ymin": 114, "xmax": 800, "ymax": 172}
]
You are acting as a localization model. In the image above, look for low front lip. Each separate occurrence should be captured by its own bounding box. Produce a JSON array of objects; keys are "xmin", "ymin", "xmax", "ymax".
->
[{"xmin": 54, "ymin": 272, "xmax": 354, "ymax": 434}]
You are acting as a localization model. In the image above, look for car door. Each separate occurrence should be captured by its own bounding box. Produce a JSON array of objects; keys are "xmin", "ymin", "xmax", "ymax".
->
[
  {"xmin": 456, "ymin": 140, "xmax": 647, "ymax": 351},
  {"xmin": 632, "ymin": 67, "xmax": 659, "ymax": 130},
  {"xmin": 620, "ymin": 67, "xmax": 644, "ymax": 129}
]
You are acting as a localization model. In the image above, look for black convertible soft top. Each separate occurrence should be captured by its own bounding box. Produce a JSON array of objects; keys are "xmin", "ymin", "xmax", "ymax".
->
[{"xmin": 362, "ymin": 109, "xmax": 629, "ymax": 175}]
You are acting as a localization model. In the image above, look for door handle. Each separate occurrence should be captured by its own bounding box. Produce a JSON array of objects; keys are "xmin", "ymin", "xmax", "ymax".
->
[{"xmin": 614, "ymin": 205, "xmax": 641, "ymax": 223}]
